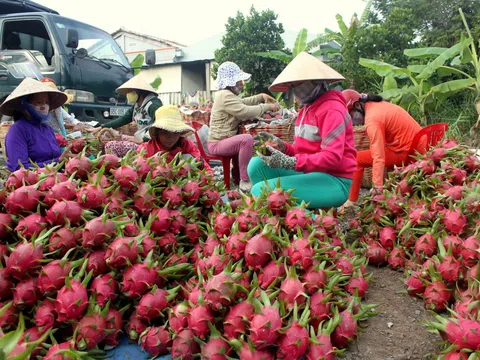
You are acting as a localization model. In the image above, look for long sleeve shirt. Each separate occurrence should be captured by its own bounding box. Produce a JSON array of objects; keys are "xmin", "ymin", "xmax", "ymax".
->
[
  {"xmin": 364, "ymin": 101, "xmax": 422, "ymax": 187},
  {"xmin": 137, "ymin": 137, "xmax": 213, "ymax": 174},
  {"xmin": 208, "ymin": 90, "xmax": 272, "ymax": 142},
  {"xmin": 284, "ymin": 90, "xmax": 357, "ymax": 179},
  {"xmin": 5, "ymin": 118, "xmax": 61, "ymax": 172}
]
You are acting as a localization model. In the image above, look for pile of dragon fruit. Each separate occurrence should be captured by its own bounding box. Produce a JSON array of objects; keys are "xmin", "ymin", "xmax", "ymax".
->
[
  {"xmin": 351, "ymin": 140, "xmax": 480, "ymax": 359},
  {"xmin": 0, "ymin": 144, "xmax": 375, "ymax": 360}
]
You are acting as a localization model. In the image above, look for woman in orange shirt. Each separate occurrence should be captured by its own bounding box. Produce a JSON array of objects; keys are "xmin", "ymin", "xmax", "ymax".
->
[{"xmin": 343, "ymin": 89, "xmax": 423, "ymax": 202}]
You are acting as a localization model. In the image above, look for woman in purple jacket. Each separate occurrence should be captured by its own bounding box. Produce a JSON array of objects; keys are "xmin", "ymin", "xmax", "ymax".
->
[{"xmin": 1, "ymin": 77, "xmax": 72, "ymax": 172}]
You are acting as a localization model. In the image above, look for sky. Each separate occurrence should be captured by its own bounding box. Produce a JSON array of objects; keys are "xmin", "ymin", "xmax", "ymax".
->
[{"xmin": 36, "ymin": 0, "xmax": 367, "ymax": 46}]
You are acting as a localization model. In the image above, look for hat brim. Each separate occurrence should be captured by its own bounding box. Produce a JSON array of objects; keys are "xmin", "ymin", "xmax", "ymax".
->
[
  {"xmin": 269, "ymin": 52, "xmax": 345, "ymax": 92},
  {"xmin": 0, "ymin": 78, "xmax": 68, "ymax": 116},
  {"xmin": 149, "ymin": 118, "xmax": 194, "ymax": 138},
  {"xmin": 116, "ymin": 75, "xmax": 158, "ymax": 96},
  {"xmin": 217, "ymin": 71, "xmax": 252, "ymax": 90}
]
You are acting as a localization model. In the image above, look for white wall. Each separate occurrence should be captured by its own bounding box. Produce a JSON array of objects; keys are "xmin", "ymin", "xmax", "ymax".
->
[{"xmin": 139, "ymin": 65, "xmax": 182, "ymax": 93}]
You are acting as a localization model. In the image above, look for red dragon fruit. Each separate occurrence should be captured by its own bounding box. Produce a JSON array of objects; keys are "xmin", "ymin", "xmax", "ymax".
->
[
  {"xmin": 345, "ymin": 274, "xmax": 369, "ymax": 299},
  {"xmin": 388, "ymin": 247, "xmax": 406, "ymax": 269},
  {"xmin": 244, "ymin": 227, "xmax": 274, "ymax": 269},
  {"xmin": 249, "ymin": 292, "xmax": 282, "ymax": 348},
  {"xmin": 38, "ymin": 259, "xmax": 73, "ymax": 294},
  {"xmin": 379, "ymin": 226, "xmax": 396, "ymax": 250},
  {"xmin": 213, "ymin": 212, "xmax": 235, "ymax": 237},
  {"xmin": 75, "ymin": 313, "xmax": 107, "ymax": 350},
  {"xmin": 0, "ymin": 268, "xmax": 13, "ymax": 300},
  {"xmin": 187, "ymin": 298, "xmax": 215, "ymax": 339},
  {"xmin": 137, "ymin": 287, "xmax": 179, "ymax": 320},
  {"xmin": 310, "ymin": 291, "xmax": 332, "ymax": 328},
  {"xmin": 204, "ymin": 268, "xmax": 239, "ymax": 311},
  {"xmin": 6, "ymin": 241, "xmax": 44, "ymax": 280},
  {"xmin": 46, "ymin": 200, "xmax": 87, "ymax": 226},
  {"xmin": 97, "ymin": 153, "xmax": 121, "ymax": 172},
  {"xmin": 258, "ymin": 260, "xmax": 286, "ymax": 289},
  {"xmin": 105, "ymin": 237, "xmax": 140, "ymax": 268},
  {"xmin": 13, "ymin": 277, "xmax": 41, "ymax": 307},
  {"xmin": 0, "ymin": 213, "xmax": 13, "ymax": 239},
  {"xmin": 441, "ymin": 235, "xmax": 463, "ymax": 258},
  {"xmin": 438, "ymin": 255, "xmax": 462, "ymax": 283},
  {"xmin": 223, "ymin": 294, "xmax": 255, "ymax": 340},
  {"xmin": 43, "ymin": 342, "xmax": 73, "ymax": 360},
  {"xmin": 133, "ymin": 182, "xmax": 157, "ymax": 216},
  {"xmin": 48, "ymin": 226, "xmax": 77, "ymax": 255},
  {"xmin": 5, "ymin": 184, "xmax": 43, "ymax": 215},
  {"xmin": 65, "ymin": 155, "xmax": 92, "ymax": 179},
  {"xmin": 90, "ymin": 273, "xmax": 118, "ymax": 307},
  {"xmin": 5, "ymin": 168, "xmax": 39, "ymax": 189},
  {"xmin": 443, "ymin": 208, "xmax": 467, "ymax": 235},
  {"xmin": 237, "ymin": 208, "xmax": 260, "ymax": 232},
  {"xmin": 169, "ymin": 301, "xmax": 189, "ymax": 334},
  {"xmin": 44, "ymin": 179, "xmax": 78, "ymax": 207},
  {"xmin": 424, "ymin": 281, "xmax": 452, "ymax": 311},
  {"xmin": 453, "ymin": 299, "xmax": 479, "ymax": 319},
  {"xmin": 284, "ymin": 207, "xmax": 312, "ymax": 231},
  {"xmin": 161, "ymin": 183, "xmax": 183, "ymax": 207},
  {"xmin": 0, "ymin": 301, "xmax": 18, "ymax": 329},
  {"xmin": 104, "ymin": 307, "xmax": 124, "ymax": 346},
  {"xmin": 405, "ymin": 271, "xmax": 427, "ymax": 297},
  {"xmin": 113, "ymin": 164, "xmax": 138, "ymax": 189},
  {"xmin": 331, "ymin": 307, "xmax": 358, "ymax": 349},
  {"xmin": 171, "ymin": 329, "xmax": 201, "ymax": 360},
  {"xmin": 199, "ymin": 322, "xmax": 232, "ymax": 360},
  {"xmin": 86, "ymin": 250, "xmax": 110, "ymax": 277},
  {"xmin": 365, "ymin": 243, "xmax": 388, "ymax": 266},
  {"xmin": 277, "ymin": 304, "xmax": 310, "ymax": 359},
  {"xmin": 461, "ymin": 236, "xmax": 480, "ymax": 267},
  {"xmin": 224, "ymin": 231, "xmax": 248, "ymax": 261},
  {"xmin": 126, "ymin": 312, "xmax": 148, "ymax": 341},
  {"xmin": 234, "ymin": 340, "xmax": 274, "ymax": 360},
  {"xmin": 140, "ymin": 326, "xmax": 172, "ymax": 356},
  {"xmin": 303, "ymin": 263, "xmax": 327, "ymax": 294},
  {"xmin": 150, "ymin": 207, "xmax": 172, "ymax": 235},
  {"xmin": 35, "ymin": 299, "xmax": 56, "ymax": 331},
  {"xmin": 169, "ymin": 209, "xmax": 187, "ymax": 235},
  {"xmin": 414, "ymin": 234, "xmax": 437, "ymax": 258},
  {"xmin": 15, "ymin": 213, "xmax": 48, "ymax": 239},
  {"xmin": 306, "ymin": 318, "xmax": 338, "ymax": 360},
  {"xmin": 77, "ymin": 183, "xmax": 108, "ymax": 210},
  {"xmin": 55, "ymin": 276, "xmax": 90, "ymax": 322},
  {"xmin": 288, "ymin": 235, "xmax": 314, "ymax": 269},
  {"xmin": 82, "ymin": 215, "xmax": 117, "ymax": 248},
  {"xmin": 121, "ymin": 263, "xmax": 157, "ymax": 298},
  {"xmin": 182, "ymin": 180, "xmax": 201, "ymax": 205},
  {"xmin": 279, "ymin": 267, "xmax": 307, "ymax": 310}
]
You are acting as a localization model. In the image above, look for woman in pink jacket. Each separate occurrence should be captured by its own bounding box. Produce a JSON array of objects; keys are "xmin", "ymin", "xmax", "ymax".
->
[{"xmin": 247, "ymin": 52, "xmax": 357, "ymax": 208}]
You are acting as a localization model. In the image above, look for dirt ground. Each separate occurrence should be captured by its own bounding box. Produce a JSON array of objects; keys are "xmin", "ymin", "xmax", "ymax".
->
[{"xmin": 343, "ymin": 266, "xmax": 442, "ymax": 360}]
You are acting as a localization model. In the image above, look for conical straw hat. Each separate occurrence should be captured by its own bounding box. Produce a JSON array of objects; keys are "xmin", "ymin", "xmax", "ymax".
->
[
  {"xmin": 149, "ymin": 105, "xmax": 194, "ymax": 138},
  {"xmin": 0, "ymin": 77, "xmax": 68, "ymax": 116},
  {"xmin": 269, "ymin": 52, "xmax": 345, "ymax": 92},
  {"xmin": 116, "ymin": 75, "xmax": 157, "ymax": 95}
]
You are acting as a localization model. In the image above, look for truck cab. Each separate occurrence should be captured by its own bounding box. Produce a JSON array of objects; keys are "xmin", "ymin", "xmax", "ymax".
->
[{"xmin": 0, "ymin": 1, "xmax": 154, "ymax": 123}]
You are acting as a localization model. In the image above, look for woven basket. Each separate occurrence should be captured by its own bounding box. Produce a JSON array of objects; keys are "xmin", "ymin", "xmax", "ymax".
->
[
  {"xmin": 240, "ymin": 119, "xmax": 295, "ymax": 144},
  {"xmin": 94, "ymin": 128, "xmax": 120, "ymax": 154},
  {"xmin": 353, "ymin": 125, "xmax": 373, "ymax": 188},
  {"xmin": 117, "ymin": 122, "xmax": 138, "ymax": 136},
  {"xmin": 0, "ymin": 123, "xmax": 12, "ymax": 161},
  {"xmin": 180, "ymin": 111, "xmax": 210, "ymax": 126}
]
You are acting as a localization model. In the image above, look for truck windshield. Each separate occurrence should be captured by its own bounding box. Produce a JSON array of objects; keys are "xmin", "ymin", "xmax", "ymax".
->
[{"xmin": 54, "ymin": 18, "xmax": 130, "ymax": 68}]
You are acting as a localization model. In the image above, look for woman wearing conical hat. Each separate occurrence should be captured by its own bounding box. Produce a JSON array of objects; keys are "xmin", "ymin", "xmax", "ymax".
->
[
  {"xmin": 87, "ymin": 74, "xmax": 163, "ymax": 157},
  {"xmin": 137, "ymin": 105, "xmax": 212, "ymax": 174},
  {"xmin": 0, "ymin": 78, "xmax": 75, "ymax": 172},
  {"xmin": 248, "ymin": 52, "xmax": 357, "ymax": 209}
]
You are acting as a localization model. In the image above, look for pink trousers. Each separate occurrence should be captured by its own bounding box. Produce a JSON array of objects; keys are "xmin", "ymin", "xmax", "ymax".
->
[{"xmin": 207, "ymin": 134, "xmax": 253, "ymax": 181}]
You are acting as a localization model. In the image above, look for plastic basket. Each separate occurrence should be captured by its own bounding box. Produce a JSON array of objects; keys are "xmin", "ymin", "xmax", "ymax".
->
[{"xmin": 240, "ymin": 119, "xmax": 295, "ymax": 144}]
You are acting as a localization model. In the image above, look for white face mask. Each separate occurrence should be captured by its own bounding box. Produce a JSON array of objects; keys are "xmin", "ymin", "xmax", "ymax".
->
[{"xmin": 34, "ymin": 104, "xmax": 50, "ymax": 115}]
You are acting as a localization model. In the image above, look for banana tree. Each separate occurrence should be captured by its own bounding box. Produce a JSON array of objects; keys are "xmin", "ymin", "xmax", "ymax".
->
[{"xmin": 130, "ymin": 54, "xmax": 162, "ymax": 90}]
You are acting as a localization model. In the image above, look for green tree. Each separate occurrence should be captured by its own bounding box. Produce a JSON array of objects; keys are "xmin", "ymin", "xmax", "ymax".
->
[
  {"xmin": 214, "ymin": 6, "xmax": 286, "ymax": 95},
  {"xmin": 369, "ymin": 0, "xmax": 480, "ymax": 48}
]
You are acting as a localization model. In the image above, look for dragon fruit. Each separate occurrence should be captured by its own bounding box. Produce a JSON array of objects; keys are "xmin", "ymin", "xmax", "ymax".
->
[
  {"xmin": 187, "ymin": 299, "xmax": 215, "ymax": 339},
  {"xmin": 0, "ymin": 213, "xmax": 12, "ymax": 239},
  {"xmin": 388, "ymin": 247, "xmax": 406, "ymax": 269},
  {"xmin": 46, "ymin": 200, "xmax": 86, "ymax": 226},
  {"xmin": 424, "ymin": 281, "xmax": 452, "ymax": 312},
  {"xmin": 171, "ymin": 329, "xmax": 201, "ymax": 360},
  {"xmin": 13, "ymin": 277, "xmax": 41, "ymax": 307},
  {"xmin": 140, "ymin": 326, "xmax": 172, "ymax": 356},
  {"xmin": 244, "ymin": 228, "xmax": 273, "ymax": 269},
  {"xmin": 65, "ymin": 155, "xmax": 92, "ymax": 179},
  {"xmin": 0, "ymin": 268, "xmax": 13, "ymax": 300},
  {"xmin": 105, "ymin": 237, "xmax": 140, "ymax": 268},
  {"xmin": 213, "ymin": 212, "xmax": 235, "ymax": 237},
  {"xmin": 76, "ymin": 313, "xmax": 107, "ymax": 350},
  {"xmin": 126, "ymin": 312, "xmax": 148, "ymax": 341},
  {"xmin": 113, "ymin": 164, "xmax": 138, "ymax": 189},
  {"xmin": 199, "ymin": 323, "xmax": 232, "ymax": 360},
  {"xmin": 55, "ymin": 278, "xmax": 90, "ymax": 322},
  {"xmin": 161, "ymin": 184, "xmax": 183, "ymax": 207},
  {"xmin": 5, "ymin": 168, "xmax": 39, "ymax": 189},
  {"xmin": 35, "ymin": 299, "xmax": 56, "ymax": 331},
  {"xmin": 48, "ymin": 226, "xmax": 77, "ymax": 255},
  {"xmin": 5, "ymin": 185, "xmax": 43, "ymax": 215},
  {"xmin": 249, "ymin": 292, "xmax": 282, "ymax": 348},
  {"xmin": 121, "ymin": 263, "xmax": 157, "ymax": 298},
  {"xmin": 284, "ymin": 207, "xmax": 312, "ymax": 231},
  {"xmin": 288, "ymin": 235, "xmax": 314, "ymax": 269},
  {"xmin": 44, "ymin": 179, "xmax": 78, "ymax": 207},
  {"xmin": 279, "ymin": 267, "xmax": 307, "ymax": 310},
  {"xmin": 104, "ymin": 308, "xmax": 124, "ymax": 346},
  {"xmin": 258, "ymin": 260, "xmax": 286, "ymax": 289},
  {"xmin": 6, "ymin": 241, "xmax": 44, "ymax": 280},
  {"xmin": 379, "ymin": 226, "xmax": 396, "ymax": 250},
  {"xmin": 331, "ymin": 307, "xmax": 358, "ymax": 349},
  {"xmin": 169, "ymin": 301, "xmax": 189, "ymax": 334},
  {"xmin": 443, "ymin": 208, "xmax": 467, "ymax": 235},
  {"xmin": 38, "ymin": 259, "xmax": 72, "ymax": 294},
  {"xmin": 302, "ymin": 263, "xmax": 327, "ymax": 294},
  {"xmin": 82, "ymin": 215, "xmax": 116, "ymax": 248},
  {"xmin": 309, "ymin": 291, "xmax": 332, "ymax": 328},
  {"xmin": 0, "ymin": 301, "xmax": 18, "ymax": 329},
  {"xmin": 414, "ymin": 234, "xmax": 437, "ymax": 258},
  {"xmin": 277, "ymin": 304, "xmax": 310, "ymax": 359},
  {"xmin": 15, "ymin": 213, "xmax": 48, "ymax": 240},
  {"xmin": 90, "ymin": 273, "xmax": 118, "ymax": 307},
  {"xmin": 137, "ymin": 287, "xmax": 179, "ymax": 320},
  {"xmin": 223, "ymin": 296, "xmax": 255, "ymax": 340}
]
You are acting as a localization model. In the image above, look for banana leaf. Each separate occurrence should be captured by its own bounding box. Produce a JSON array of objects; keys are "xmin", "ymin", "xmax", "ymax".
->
[
  {"xmin": 293, "ymin": 29, "xmax": 308, "ymax": 58},
  {"xmin": 255, "ymin": 50, "xmax": 292, "ymax": 64},
  {"xmin": 431, "ymin": 78, "xmax": 477, "ymax": 94},
  {"xmin": 417, "ymin": 38, "xmax": 472, "ymax": 80},
  {"xmin": 381, "ymin": 87, "xmax": 416, "ymax": 100},
  {"xmin": 311, "ymin": 47, "xmax": 341, "ymax": 57},
  {"xmin": 150, "ymin": 76, "xmax": 162, "ymax": 90},
  {"xmin": 407, "ymin": 65, "xmax": 427, "ymax": 73},
  {"xmin": 404, "ymin": 47, "xmax": 447, "ymax": 58},
  {"xmin": 359, "ymin": 58, "xmax": 410, "ymax": 79},
  {"xmin": 359, "ymin": 0, "xmax": 373, "ymax": 24},
  {"xmin": 383, "ymin": 76, "xmax": 397, "ymax": 92},
  {"xmin": 336, "ymin": 14, "xmax": 348, "ymax": 37},
  {"xmin": 306, "ymin": 34, "xmax": 329, "ymax": 51}
]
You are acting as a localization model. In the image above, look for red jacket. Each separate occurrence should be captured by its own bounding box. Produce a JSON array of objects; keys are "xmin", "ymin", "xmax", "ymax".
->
[
  {"xmin": 137, "ymin": 138, "xmax": 213, "ymax": 174},
  {"xmin": 285, "ymin": 90, "xmax": 357, "ymax": 179}
]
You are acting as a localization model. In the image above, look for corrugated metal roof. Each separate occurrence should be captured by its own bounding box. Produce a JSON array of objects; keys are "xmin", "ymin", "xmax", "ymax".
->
[{"xmin": 112, "ymin": 27, "xmax": 186, "ymax": 48}]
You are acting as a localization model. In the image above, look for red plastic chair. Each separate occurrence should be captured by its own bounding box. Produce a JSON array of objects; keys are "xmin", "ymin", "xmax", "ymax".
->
[
  {"xmin": 191, "ymin": 121, "xmax": 239, "ymax": 190},
  {"xmin": 405, "ymin": 123, "xmax": 449, "ymax": 165}
]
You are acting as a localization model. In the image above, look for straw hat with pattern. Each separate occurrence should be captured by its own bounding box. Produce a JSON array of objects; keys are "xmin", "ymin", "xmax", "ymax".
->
[
  {"xmin": 269, "ymin": 52, "xmax": 345, "ymax": 92},
  {"xmin": 0, "ymin": 77, "xmax": 68, "ymax": 116},
  {"xmin": 41, "ymin": 78, "xmax": 74, "ymax": 105},
  {"xmin": 116, "ymin": 75, "xmax": 157, "ymax": 96},
  {"xmin": 149, "ymin": 105, "xmax": 194, "ymax": 138}
]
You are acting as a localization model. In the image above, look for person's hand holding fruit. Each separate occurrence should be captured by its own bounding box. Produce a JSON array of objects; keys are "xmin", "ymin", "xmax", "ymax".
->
[{"xmin": 253, "ymin": 132, "xmax": 286, "ymax": 155}]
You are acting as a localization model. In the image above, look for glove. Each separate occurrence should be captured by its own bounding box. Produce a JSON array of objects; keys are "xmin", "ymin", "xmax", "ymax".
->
[
  {"xmin": 257, "ymin": 145, "xmax": 296, "ymax": 170},
  {"xmin": 253, "ymin": 132, "xmax": 286, "ymax": 153}
]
